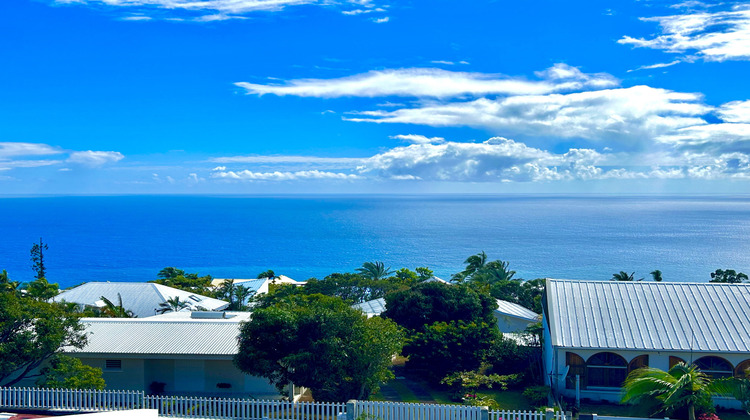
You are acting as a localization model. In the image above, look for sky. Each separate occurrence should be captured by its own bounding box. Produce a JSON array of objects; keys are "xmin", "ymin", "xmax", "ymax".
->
[{"xmin": 1, "ymin": 0, "xmax": 750, "ymax": 194}]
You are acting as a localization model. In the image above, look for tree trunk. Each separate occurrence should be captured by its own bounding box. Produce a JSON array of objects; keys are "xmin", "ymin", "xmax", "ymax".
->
[{"xmin": 688, "ymin": 402, "xmax": 695, "ymax": 420}]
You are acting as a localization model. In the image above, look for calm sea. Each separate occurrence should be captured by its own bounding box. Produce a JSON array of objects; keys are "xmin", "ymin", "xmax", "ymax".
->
[{"xmin": 1, "ymin": 195, "xmax": 749, "ymax": 289}]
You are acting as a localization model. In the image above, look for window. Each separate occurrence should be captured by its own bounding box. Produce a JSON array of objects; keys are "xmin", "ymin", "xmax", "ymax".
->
[
  {"xmin": 735, "ymin": 360, "xmax": 750, "ymax": 378},
  {"xmin": 104, "ymin": 360, "xmax": 122, "ymax": 371},
  {"xmin": 587, "ymin": 352, "xmax": 627, "ymax": 388},
  {"xmin": 694, "ymin": 356, "xmax": 733, "ymax": 378},
  {"xmin": 566, "ymin": 352, "xmax": 586, "ymax": 389},
  {"xmin": 628, "ymin": 355, "xmax": 649, "ymax": 372},
  {"xmin": 669, "ymin": 356, "xmax": 686, "ymax": 369}
]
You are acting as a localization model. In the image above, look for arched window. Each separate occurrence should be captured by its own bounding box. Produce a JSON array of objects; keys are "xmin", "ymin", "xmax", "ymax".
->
[
  {"xmin": 587, "ymin": 352, "xmax": 627, "ymax": 388},
  {"xmin": 669, "ymin": 356, "xmax": 686, "ymax": 368},
  {"xmin": 735, "ymin": 360, "xmax": 750, "ymax": 378},
  {"xmin": 628, "ymin": 355, "xmax": 649, "ymax": 373},
  {"xmin": 565, "ymin": 352, "xmax": 586, "ymax": 389},
  {"xmin": 695, "ymin": 356, "xmax": 733, "ymax": 378}
]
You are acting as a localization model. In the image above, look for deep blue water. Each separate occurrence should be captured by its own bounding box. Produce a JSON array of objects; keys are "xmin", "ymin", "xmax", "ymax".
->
[{"xmin": 1, "ymin": 195, "xmax": 749, "ymax": 289}]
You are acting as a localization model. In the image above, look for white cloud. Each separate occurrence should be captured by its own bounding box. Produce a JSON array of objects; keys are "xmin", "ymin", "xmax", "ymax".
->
[
  {"xmin": 235, "ymin": 64, "xmax": 619, "ymax": 99},
  {"xmin": 210, "ymin": 155, "xmax": 363, "ymax": 164},
  {"xmin": 717, "ymin": 100, "xmax": 750, "ymax": 123},
  {"xmin": 346, "ymin": 86, "xmax": 710, "ymax": 146},
  {"xmin": 389, "ymin": 134, "xmax": 445, "ymax": 144},
  {"xmin": 66, "ymin": 150, "xmax": 125, "ymax": 167},
  {"xmin": 619, "ymin": 6, "xmax": 750, "ymax": 62},
  {"xmin": 52, "ymin": 0, "xmax": 388, "ymax": 20},
  {"xmin": 655, "ymin": 123, "xmax": 750, "ymax": 151},
  {"xmin": 121, "ymin": 15, "xmax": 152, "ymax": 20},
  {"xmin": 211, "ymin": 169, "xmax": 360, "ymax": 181},
  {"xmin": 0, "ymin": 159, "xmax": 64, "ymax": 170},
  {"xmin": 372, "ymin": 16, "xmax": 388, "ymax": 23},
  {"xmin": 627, "ymin": 60, "xmax": 682, "ymax": 72},
  {"xmin": 0, "ymin": 142, "xmax": 62, "ymax": 158}
]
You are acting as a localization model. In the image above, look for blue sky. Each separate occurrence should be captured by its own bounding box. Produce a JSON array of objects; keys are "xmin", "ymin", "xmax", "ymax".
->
[{"xmin": 1, "ymin": 0, "xmax": 749, "ymax": 194}]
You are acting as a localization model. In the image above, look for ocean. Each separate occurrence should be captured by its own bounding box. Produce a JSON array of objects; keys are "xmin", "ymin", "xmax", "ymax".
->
[{"xmin": 1, "ymin": 195, "xmax": 749, "ymax": 289}]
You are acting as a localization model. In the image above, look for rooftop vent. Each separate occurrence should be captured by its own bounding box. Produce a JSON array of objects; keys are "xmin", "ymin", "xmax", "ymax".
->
[{"xmin": 191, "ymin": 311, "xmax": 233, "ymax": 319}]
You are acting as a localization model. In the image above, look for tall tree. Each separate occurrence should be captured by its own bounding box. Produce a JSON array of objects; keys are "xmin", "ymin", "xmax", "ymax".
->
[
  {"xmin": 452, "ymin": 251, "xmax": 488, "ymax": 282},
  {"xmin": 710, "ymin": 269, "xmax": 748, "ymax": 283},
  {"xmin": 611, "ymin": 271, "xmax": 643, "ymax": 281},
  {"xmin": 622, "ymin": 363, "xmax": 725, "ymax": 420},
  {"xmin": 0, "ymin": 290, "xmax": 87, "ymax": 386},
  {"xmin": 30, "ymin": 238, "xmax": 49, "ymax": 280},
  {"xmin": 356, "ymin": 261, "xmax": 394, "ymax": 281},
  {"xmin": 235, "ymin": 294, "xmax": 404, "ymax": 401}
]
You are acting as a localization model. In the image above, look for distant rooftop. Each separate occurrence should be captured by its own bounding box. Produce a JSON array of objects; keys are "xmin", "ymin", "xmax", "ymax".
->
[
  {"xmin": 54, "ymin": 282, "xmax": 229, "ymax": 318},
  {"xmin": 546, "ymin": 279, "xmax": 750, "ymax": 353}
]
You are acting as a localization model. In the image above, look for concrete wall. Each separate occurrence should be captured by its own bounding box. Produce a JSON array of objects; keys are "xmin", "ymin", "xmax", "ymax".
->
[
  {"xmin": 78, "ymin": 358, "xmax": 144, "ymax": 391},
  {"xmin": 495, "ymin": 313, "xmax": 535, "ymax": 333}
]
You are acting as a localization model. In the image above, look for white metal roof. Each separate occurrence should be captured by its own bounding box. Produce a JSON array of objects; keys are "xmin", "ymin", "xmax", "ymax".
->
[
  {"xmin": 495, "ymin": 299, "xmax": 539, "ymax": 322},
  {"xmin": 546, "ymin": 279, "xmax": 750, "ymax": 353},
  {"xmin": 68, "ymin": 312, "xmax": 252, "ymax": 356},
  {"xmin": 352, "ymin": 298, "xmax": 386, "ymax": 317},
  {"xmin": 54, "ymin": 282, "xmax": 229, "ymax": 318}
]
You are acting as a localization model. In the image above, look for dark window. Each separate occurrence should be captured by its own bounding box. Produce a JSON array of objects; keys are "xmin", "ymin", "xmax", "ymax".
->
[
  {"xmin": 695, "ymin": 356, "xmax": 733, "ymax": 378},
  {"xmin": 566, "ymin": 352, "xmax": 586, "ymax": 389},
  {"xmin": 735, "ymin": 360, "xmax": 750, "ymax": 378},
  {"xmin": 628, "ymin": 355, "xmax": 649, "ymax": 373},
  {"xmin": 587, "ymin": 352, "xmax": 627, "ymax": 388},
  {"xmin": 669, "ymin": 356, "xmax": 686, "ymax": 369},
  {"xmin": 104, "ymin": 359, "xmax": 122, "ymax": 371}
]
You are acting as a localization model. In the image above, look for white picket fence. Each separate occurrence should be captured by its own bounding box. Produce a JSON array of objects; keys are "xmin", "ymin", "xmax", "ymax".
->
[
  {"xmin": 0, "ymin": 387, "xmax": 561, "ymax": 420},
  {"xmin": 352, "ymin": 400, "xmax": 484, "ymax": 420},
  {"xmin": 490, "ymin": 409, "xmax": 566, "ymax": 420}
]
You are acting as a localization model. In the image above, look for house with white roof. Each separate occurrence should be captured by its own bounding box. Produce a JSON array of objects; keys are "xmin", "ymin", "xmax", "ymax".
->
[
  {"xmin": 211, "ymin": 275, "xmax": 306, "ymax": 299},
  {"xmin": 352, "ymin": 293, "xmax": 540, "ymax": 334},
  {"xmin": 54, "ymin": 282, "xmax": 228, "ymax": 318},
  {"xmin": 543, "ymin": 279, "xmax": 750, "ymax": 408},
  {"xmin": 65, "ymin": 311, "xmax": 287, "ymax": 399}
]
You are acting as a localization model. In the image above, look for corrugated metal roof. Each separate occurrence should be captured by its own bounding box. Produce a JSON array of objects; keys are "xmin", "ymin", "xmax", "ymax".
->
[
  {"xmin": 54, "ymin": 282, "xmax": 228, "ymax": 318},
  {"xmin": 69, "ymin": 312, "xmax": 252, "ymax": 356},
  {"xmin": 547, "ymin": 279, "xmax": 750, "ymax": 352},
  {"xmin": 495, "ymin": 299, "xmax": 539, "ymax": 322},
  {"xmin": 352, "ymin": 298, "xmax": 386, "ymax": 317}
]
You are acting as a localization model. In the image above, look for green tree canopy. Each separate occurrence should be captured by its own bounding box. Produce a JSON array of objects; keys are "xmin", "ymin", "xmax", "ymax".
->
[
  {"xmin": 356, "ymin": 261, "xmax": 394, "ymax": 281},
  {"xmin": 0, "ymin": 290, "xmax": 87, "ymax": 386},
  {"xmin": 651, "ymin": 270, "xmax": 663, "ymax": 282},
  {"xmin": 152, "ymin": 267, "xmax": 213, "ymax": 294},
  {"xmin": 611, "ymin": 271, "xmax": 644, "ymax": 281},
  {"xmin": 710, "ymin": 269, "xmax": 748, "ymax": 283},
  {"xmin": 234, "ymin": 294, "xmax": 404, "ymax": 402},
  {"xmin": 37, "ymin": 355, "xmax": 105, "ymax": 390},
  {"xmin": 30, "ymin": 238, "xmax": 49, "ymax": 280},
  {"xmin": 303, "ymin": 272, "xmax": 403, "ymax": 304},
  {"xmin": 382, "ymin": 281, "xmax": 497, "ymax": 332},
  {"xmin": 99, "ymin": 293, "xmax": 136, "ymax": 318}
]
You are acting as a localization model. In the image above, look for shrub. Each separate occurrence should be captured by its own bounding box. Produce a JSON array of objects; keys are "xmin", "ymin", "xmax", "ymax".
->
[
  {"xmin": 441, "ymin": 371, "xmax": 519, "ymax": 401},
  {"xmin": 522, "ymin": 385, "xmax": 550, "ymax": 407},
  {"xmin": 698, "ymin": 414, "xmax": 721, "ymax": 420},
  {"xmin": 462, "ymin": 394, "xmax": 500, "ymax": 410}
]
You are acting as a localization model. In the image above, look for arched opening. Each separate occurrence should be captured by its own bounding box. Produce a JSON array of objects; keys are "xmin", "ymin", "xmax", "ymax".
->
[
  {"xmin": 628, "ymin": 355, "xmax": 649, "ymax": 373},
  {"xmin": 669, "ymin": 356, "xmax": 686, "ymax": 368},
  {"xmin": 694, "ymin": 356, "xmax": 733, "ymax": 378},
  {"xmin": 566, "ymin": 352, "xmax": 586, "ymax": 389},
  {"xmin": 735, "ymin": 360, "xmax": 750, "ymax": 378},
  {"xmin": 587, "ymin": 352, "xmax": 627, "ymax": 388}
]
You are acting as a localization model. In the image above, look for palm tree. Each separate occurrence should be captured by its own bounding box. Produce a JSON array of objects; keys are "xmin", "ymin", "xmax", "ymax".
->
[
  {"xmin": 217, "ymin": 279, "xmax": 236, "ymax": 306},
  {"xmin": 100, "ymin": 294, "xmax": 136, "ymax": 318},
  {"xmin": 622, "ymin": 362, "xmax": 723, "ymax": 420},
  {"xmin": 451, "ymin": 251, "xmax": 489, "ymax": 282},
  {"xmin": 356, "ymin": 261, "xmax": 393, "ymax": 281},
  {"xmin": 0, "ymin": 270, "xmax": 21, "ymax": 293},
  {"xmin": 611, "ymin": 271, "xmax": 643, "ymax": 281},
  {"xmin": 650, "ymin": 270, "xmax": 663, "ymax": 282},
  {"xmin": 233, "ymin": 285, "xmax": 255, "ymax": 311},
  {"xmin": 157, "ymin": 296, "xmax": 189, "ymax": 314}
]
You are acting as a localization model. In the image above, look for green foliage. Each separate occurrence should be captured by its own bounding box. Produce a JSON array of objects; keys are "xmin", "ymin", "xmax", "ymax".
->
[
  {"xmin": 415, "ymin": 267, "xmax": 433, "ymax": 281},
  {"xmin": 24, "ymin": 278, "xmax": 60, "ymax": 301},
  {"xmin": 152, "ymin": 267, "xmax": 213, "ymax": 294},
  {"xmin": 440, "ymin": 370, "xmax": 519, "ymax": 402},
  {"xmin": 489, "ymin": 278, "xmax": 544, "ymax": 314},
  {"xmin": 522, "ymin": 385, "xmax": 550, "ymax": 407},
  {"xmin": 38, "ymin": 355, "xmax": 105, "ymax": 390},
  {"xmin": 0, "ymin": 289, "xmax": 87, "ymax": 386},
  {"xmin": 651, "ymin": 270, "xmax": 663, "ymax": 282},
  {"xmin": 99, "ymin": 293, "xmax": 136, "ymax": 318},
  {"xmin": 0, "ymin": 270, "xmax": 21, "ymax": 293},
  {"xmin": 402, "ymin": 321, "xmax": 498, "ymax": 383},
  {"xmin": 234, "ymin": 294, "xmax": 404, "ymax": 402},
  {"xmin": 622, "ymin": 363, "xmax": 722, "ymax": 420},
  {"xmin": 30, "ymin": 238, "xmax": 49, "ymax": 280},
  {"xmin": 611, "ymin": 271, "xmax": 643, "ymax": 281},
  {"xmin": 356, "ymin": 261, "xmax": 394, "ymax": 281},
  {"xmin": 394, "ymin": 268, "xmax": 418, "ymax": 285},
  {"xmin": 383, "ymin": 281, "xmax": 497, "ymax": 332},
  {"xmin": 462, "ymin": 394, "xmax": 500, "ymax": 409},
  {"xmin": 157, "ymin": 296, "xmax": 189, "ymax": 314},
  {"xmin": 304, "ymin": 272, "xmax": 403, "ymax": 304},
  {"xmin": 257, "ymin": 270, "xmax": 277, "ymax": 280},
  {"xmin": 710, "ymin": 269, "xmax": 748, "ymax": 283}
]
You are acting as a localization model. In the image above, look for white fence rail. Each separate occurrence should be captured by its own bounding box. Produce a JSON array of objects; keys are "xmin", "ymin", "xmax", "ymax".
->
[{"xmin": 1, "ymin": 387, "xmax": 560, "ymax": 420}]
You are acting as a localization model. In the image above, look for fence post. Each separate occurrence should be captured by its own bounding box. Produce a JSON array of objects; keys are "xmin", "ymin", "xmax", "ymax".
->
[
  {"xmin": 346, "ymin": 400, "xmax": 356, "ymax": 420},
  {"xmin": 546, "ymin": 408, "xmax": 554, "ymax": 420},
  {"xmin": 481, "ymin": 406, "xmax": 489, "ymax": 420}
]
